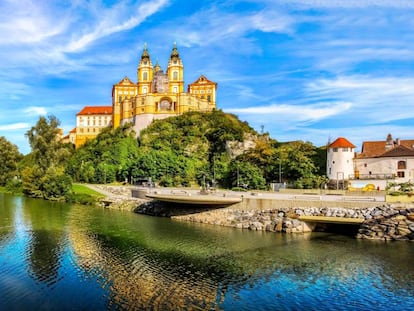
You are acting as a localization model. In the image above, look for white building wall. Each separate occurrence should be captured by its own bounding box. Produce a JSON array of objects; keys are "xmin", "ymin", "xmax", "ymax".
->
[
  {"xmin": 327, "ymin": 147, "xmax": 355, "ymax": 180},
  {"xmin": 355, "ymin": 157, "xmax": 414, "ymax": 182},
  {"xmin": 133, "ymin": 113, "xmax": 178, "ymax": 137}
]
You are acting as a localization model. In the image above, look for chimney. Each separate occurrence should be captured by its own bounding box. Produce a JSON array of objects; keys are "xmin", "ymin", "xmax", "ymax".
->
[{"xmin": 385, "ymin": 133, "xmax": 393, "ymax": 150}]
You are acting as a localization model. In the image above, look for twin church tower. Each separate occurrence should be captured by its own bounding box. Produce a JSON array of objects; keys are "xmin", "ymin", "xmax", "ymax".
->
[
  {"xmin": 69, "ymin": 43, "xmax": 217, "ymax": 148},
  {"xmin": 112, "ymin": 43, "xmax": 217, "ymax": 135}
]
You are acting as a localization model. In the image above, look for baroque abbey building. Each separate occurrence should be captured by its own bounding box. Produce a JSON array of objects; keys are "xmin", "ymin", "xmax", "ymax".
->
[
  {"xmin": 65, "ymin": 43, "xmax": 217, "ymax": 148},
  {"xmin": 112, "ymin": 43, "xmax": 217, "ymax": 135}
]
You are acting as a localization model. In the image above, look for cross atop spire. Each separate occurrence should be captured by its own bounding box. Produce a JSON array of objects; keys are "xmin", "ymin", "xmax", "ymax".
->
[
  {"xmin": 141, "ymin": 43, "xmax": 150, "ymax": 60},
  {"xmin": 170, "ymin": 42, "xmax": 179, "ymax": 59}
]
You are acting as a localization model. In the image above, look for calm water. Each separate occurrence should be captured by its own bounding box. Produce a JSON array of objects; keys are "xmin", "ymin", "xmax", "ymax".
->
[{"xmin": 1, "ymin": 193, "xmax": 414, "ymax": 310}]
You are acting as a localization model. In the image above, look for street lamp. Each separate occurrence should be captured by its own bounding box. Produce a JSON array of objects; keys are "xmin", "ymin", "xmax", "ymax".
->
[
  {"xmin": 277, "ymin": 158, "xmax": 282, "ymax": 183},
  {"xmin": 237, "ymin": 162, "xmax": 240, "ymax": 188}
]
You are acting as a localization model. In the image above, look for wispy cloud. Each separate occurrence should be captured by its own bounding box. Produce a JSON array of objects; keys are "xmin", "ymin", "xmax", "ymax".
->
[
  {"xmin": 65, "ymin": 0, "xmax": 170, "ymax": 53},
  {"xmin": 160, "ymin": 6, "xmax": 294, "ymax": 50},
  {"xmin": 277, "ymin": 0, "xmax": 414, "ymax": 9},
  {"xmin": 23, "ymin": 107, "xmax": 47, "ymax": 116},
  {"xmin": 0, "ymin": 1, "xmax": 69, "ymax": 45},
  {"xmin": 227, "ymin": 101, "xmax": 352, "ymax": 123},
  {"xmin": 0, "ymin": 123, "xmax": 30, "ymax": 131},
  {"xmin": 305, "ymin": 75, "xmax": 414, "ymax": 123}
]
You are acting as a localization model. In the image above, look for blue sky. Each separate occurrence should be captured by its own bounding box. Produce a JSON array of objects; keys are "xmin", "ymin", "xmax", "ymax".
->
[{"xmin": 1, "ymin": 0, "xmax": 414, "ymax": 154}]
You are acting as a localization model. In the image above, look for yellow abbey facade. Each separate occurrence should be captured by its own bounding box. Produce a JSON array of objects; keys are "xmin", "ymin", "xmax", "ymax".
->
[
  {"xmin": 65, "ymin": 43, "xmax": 217, "ymax": 148},
  {"xmin": 112, "ymin": 43, "xmax": 217, "ymax": 134}
]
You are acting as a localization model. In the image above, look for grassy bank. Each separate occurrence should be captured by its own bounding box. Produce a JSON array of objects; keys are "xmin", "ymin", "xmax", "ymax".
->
[{"xmin": 70, "ymin": 184, "xmax": 105, "ymax": 205}]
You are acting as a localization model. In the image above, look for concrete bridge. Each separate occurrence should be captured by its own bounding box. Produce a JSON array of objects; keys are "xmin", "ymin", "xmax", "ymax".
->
[{"xmin": 298, "ymin": 215, "xmax": 364, "ymax": 225}]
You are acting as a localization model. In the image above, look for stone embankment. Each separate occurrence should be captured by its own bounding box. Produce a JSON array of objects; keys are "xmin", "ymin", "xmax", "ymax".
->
[
  {"xmin": 92, "ymin": 185, "xmax": 149, "ymax": 211},
  {"xmin": 136, "ymin": 201, "xmax": 414, "ymax": 241},
  {"xmin": 90, "ymin": 185, "xmax": 414, "ymax": 241}
]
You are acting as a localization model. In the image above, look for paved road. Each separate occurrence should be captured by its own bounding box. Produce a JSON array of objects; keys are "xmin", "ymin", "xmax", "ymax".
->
[
  {"xmin": 145, "ymin": 187, "xmax": 386, "ymax": 203},
  {"xmin": 82, "ymin": 183, "xmax": 385, "ymax": 203}
]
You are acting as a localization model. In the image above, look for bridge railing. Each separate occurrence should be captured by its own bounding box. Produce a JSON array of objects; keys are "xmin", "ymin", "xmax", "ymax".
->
[{"xmin": 349, "ymin": 174, "xmax": 394, "ymax": 180}]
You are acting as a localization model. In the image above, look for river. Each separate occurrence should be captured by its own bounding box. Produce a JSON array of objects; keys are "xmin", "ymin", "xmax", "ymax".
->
[{"xmin": 0, "ymin": 193, "xmax": 413, "ymax": 310}]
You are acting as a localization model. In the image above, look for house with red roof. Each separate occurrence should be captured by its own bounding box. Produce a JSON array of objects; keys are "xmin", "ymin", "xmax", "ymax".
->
[{"xmin": 328, "ymin": 134, "xmax": 414, "ymax": 189}]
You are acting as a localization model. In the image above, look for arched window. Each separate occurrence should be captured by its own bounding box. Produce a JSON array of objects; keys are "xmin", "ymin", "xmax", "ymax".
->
[
  {"xmin": 173, "ymin": 71, "xmax": 178, "ymax": 80},
  {"xmin": 143, "ymin": 72, "xmax": 148, "ymax": 81},
  {"xmin": 207, "ymin": 95, "xmax": 211, "ymax": 102},
  {"xmin": 143, "ymin": 87, "xmax": 148, "ymax": 94},
  {"xmin": 173, "ymin": 86, "xmax": 178, "ymax": 93},
  {"xmin": 398, "ymin": 161, "xmax": 406, "ymax": 169}
]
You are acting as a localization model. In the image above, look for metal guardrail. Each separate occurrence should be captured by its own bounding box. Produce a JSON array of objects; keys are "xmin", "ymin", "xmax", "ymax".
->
[{"xmin": 349, "ymin": 174, "xmax": 395, "ymax": 180}]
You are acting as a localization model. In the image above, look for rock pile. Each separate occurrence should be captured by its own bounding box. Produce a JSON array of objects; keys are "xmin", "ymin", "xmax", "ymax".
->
[
  {"xmin": 357, "ymin": 205, "xmax": 414, "ymax": 241},
  {"xmin": 136, "ymin": 202, "xmax": 414, "ymax": 241}
]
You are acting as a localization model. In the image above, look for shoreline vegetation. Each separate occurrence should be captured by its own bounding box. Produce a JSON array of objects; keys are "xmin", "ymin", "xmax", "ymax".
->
[
  {"xmin": 0, "ymin": 183, "xmax": 104, "ymax": 206},
  {"xmin": 1, "ymin": 113, "xmax": 414, "ymax": 211}
]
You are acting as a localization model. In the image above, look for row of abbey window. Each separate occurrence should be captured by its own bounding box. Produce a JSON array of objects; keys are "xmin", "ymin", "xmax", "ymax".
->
[{"xmin": 142, "ymin": 71, "xmax": 179, "ymax": 81}]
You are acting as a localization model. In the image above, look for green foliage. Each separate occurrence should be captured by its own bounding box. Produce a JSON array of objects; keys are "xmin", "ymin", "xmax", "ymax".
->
[
  {"xmin": 21, "ymin": 115, "xmax": 73, "ymax": 200},
  {"xmin": 67, "ymin": 124, "xmax": 140, "ymax": 184},
  {"xmin": 0, "ymin": 136, "xmax": 23, "ymax": 186},
  {"xmin": 139, "ymin": 111, "xmax": 255, "ymax": 187},
  {"xmin": 40, "ymin": 166, "xmax": 73, "ymax": 201},
  {"xmin": 65, "ymin": 111, "xmax": 327, "ymax": 190},
  {"xmin": 66, "ymin": 184, "xmax": 104, "ymax": 205},
  {"xmin": 386, "ymin": 181, "xmax": 414, "ymax": 195},
  {"xmin": 294, "ymin": 175, "xmax": 329, "ymax": 189},
  {"xmin": 225, "ymin": 160, "xmax": 267, "ymax": 190},
  {"xmin": 274, "ymin": 141, "xmax": 318, "ymax": 183},
  {"xmin": 4, "ymin": 179, "xmax": 22, "ymax": 194}
]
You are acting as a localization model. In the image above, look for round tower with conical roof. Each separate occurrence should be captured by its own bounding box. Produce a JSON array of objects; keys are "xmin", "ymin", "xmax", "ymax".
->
[{"xmin": 327, "ymin": 137, "xmax": 356, "ymax": 181}]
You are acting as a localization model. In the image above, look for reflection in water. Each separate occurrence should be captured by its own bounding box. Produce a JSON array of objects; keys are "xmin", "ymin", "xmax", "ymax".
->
[
  {"xmin": 0, "ymin": 194, "xmax": 18, "ymax": 245},
  {"xmin": 22, "ymin": 199, "xmax": 69, "ymax": 285},
  {"xmin": 0, "ymin": 193, "xmax": 414, "ymax": 310}
]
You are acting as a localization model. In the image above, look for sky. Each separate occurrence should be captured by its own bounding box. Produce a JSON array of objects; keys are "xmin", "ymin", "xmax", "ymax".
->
[{"xmin": 1, "ymin": 0, "xmax": 414, "ymax": 154}]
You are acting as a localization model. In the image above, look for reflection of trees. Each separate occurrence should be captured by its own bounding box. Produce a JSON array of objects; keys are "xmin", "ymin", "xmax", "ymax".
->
[
  {"xmin": 22, "ymin": 197, "xmax": 69, "ymax": 285},
  {"xmin": 28, "ymin": 229, "xmax": 63, "ymax": 283},
  {"xmin": 0, "ymin": 194, "xmax": 17, "ymax": 246},
  {"xmin": 68, "ymin": 205, "xmax": 414, "ymax": 309},
  {"xmin": 68, "ymin": 208, "xmax": 225, "ymax": 309}
]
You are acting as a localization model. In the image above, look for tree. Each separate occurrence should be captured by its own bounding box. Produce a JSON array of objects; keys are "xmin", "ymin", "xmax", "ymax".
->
[
  {"xmin": 66, "ymin": 123, "xmax": 140, "ymax": 184},
  {"xmin": 22, "ymin": 115, "xmax": 73, "ymax": 200},
  {"xmin": 0, "ymin": 136, "xmax": 23, "ymax": 186},
  {"xmin": 275, "ymin": 141, "xmax": 319, "ymax": 188},
  {"xmin": 225, "ymin": 160, "xmax": 267, "ymax": 190}
]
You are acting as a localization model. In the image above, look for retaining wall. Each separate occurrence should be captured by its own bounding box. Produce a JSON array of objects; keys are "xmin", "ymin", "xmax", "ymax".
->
[{"xmin": 133, "ymin": 198, "xmax": 414, "ymax": 241}]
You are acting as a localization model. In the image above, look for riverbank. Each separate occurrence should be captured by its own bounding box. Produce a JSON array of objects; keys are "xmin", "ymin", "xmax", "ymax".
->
[{"xmin": 86, "ymin": 185, "xmax": 414, "ymax": 241}]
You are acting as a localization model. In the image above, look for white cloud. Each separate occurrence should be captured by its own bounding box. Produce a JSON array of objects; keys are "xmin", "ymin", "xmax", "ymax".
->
[
  {"xmin": 0, "ymin": 1, "xmax": 69, "ymax": 45},
  {"xmin": 24, "ymin": 107, "xmax": 47, "ymax": 115},
  {"xmin": 65, "ymin": 0, "xmax": 170, "ymax": 53},
  {"xmin": 166, "ymin": 7, "xmax": 293, "ymax": 49},
  {"xmin": 277, "ymin": 0, "xmax": 414, "ymax": 8},
  {"xmin": 305, "ymin": 75, "xmax": 414, "ymax": 123},
  {"xmin": 226, "ymin": 101, "xmax": 352, "ymax": 123},
  {"xmin": 0, "ymin": 123, "xmax": 29, "ymax": 131}
]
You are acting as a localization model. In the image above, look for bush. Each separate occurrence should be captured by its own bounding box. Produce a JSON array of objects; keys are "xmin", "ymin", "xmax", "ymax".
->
[
  {"xmin": 231, "ymin": 187, "xmax": 247, "ymax": 192},
  {"xmin": 66, "ymin": 193, "xmax": 97, "ymax": 205},
  {"xmin": 5, "ymin": 179, "xmax": 22, "ymax": 194}
]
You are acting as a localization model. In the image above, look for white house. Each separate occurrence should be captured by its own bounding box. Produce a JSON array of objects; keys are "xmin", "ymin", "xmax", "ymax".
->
[{"xmin": 328, "ymin": 134, "xmax": 414, "ymax": 190}]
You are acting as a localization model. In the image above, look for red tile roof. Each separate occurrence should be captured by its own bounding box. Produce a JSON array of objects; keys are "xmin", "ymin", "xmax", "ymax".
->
[
  {"xmin": 381, "ymin": 145, "xmax": 414, "ymax": 157},
  {"xmin": 357, "ymin": 139, "xmax": 414, "ymax": 158},
  {"xmin": 188, "ymin": 75, "xmax": 217, "ymax": 86},
  {"xmin": 328, "ymin": 137, "xmax": 355, "ymax": 148},
  {"xmin": 77, "ymin": 106, "xmax": 112, "ymax": 116}
]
